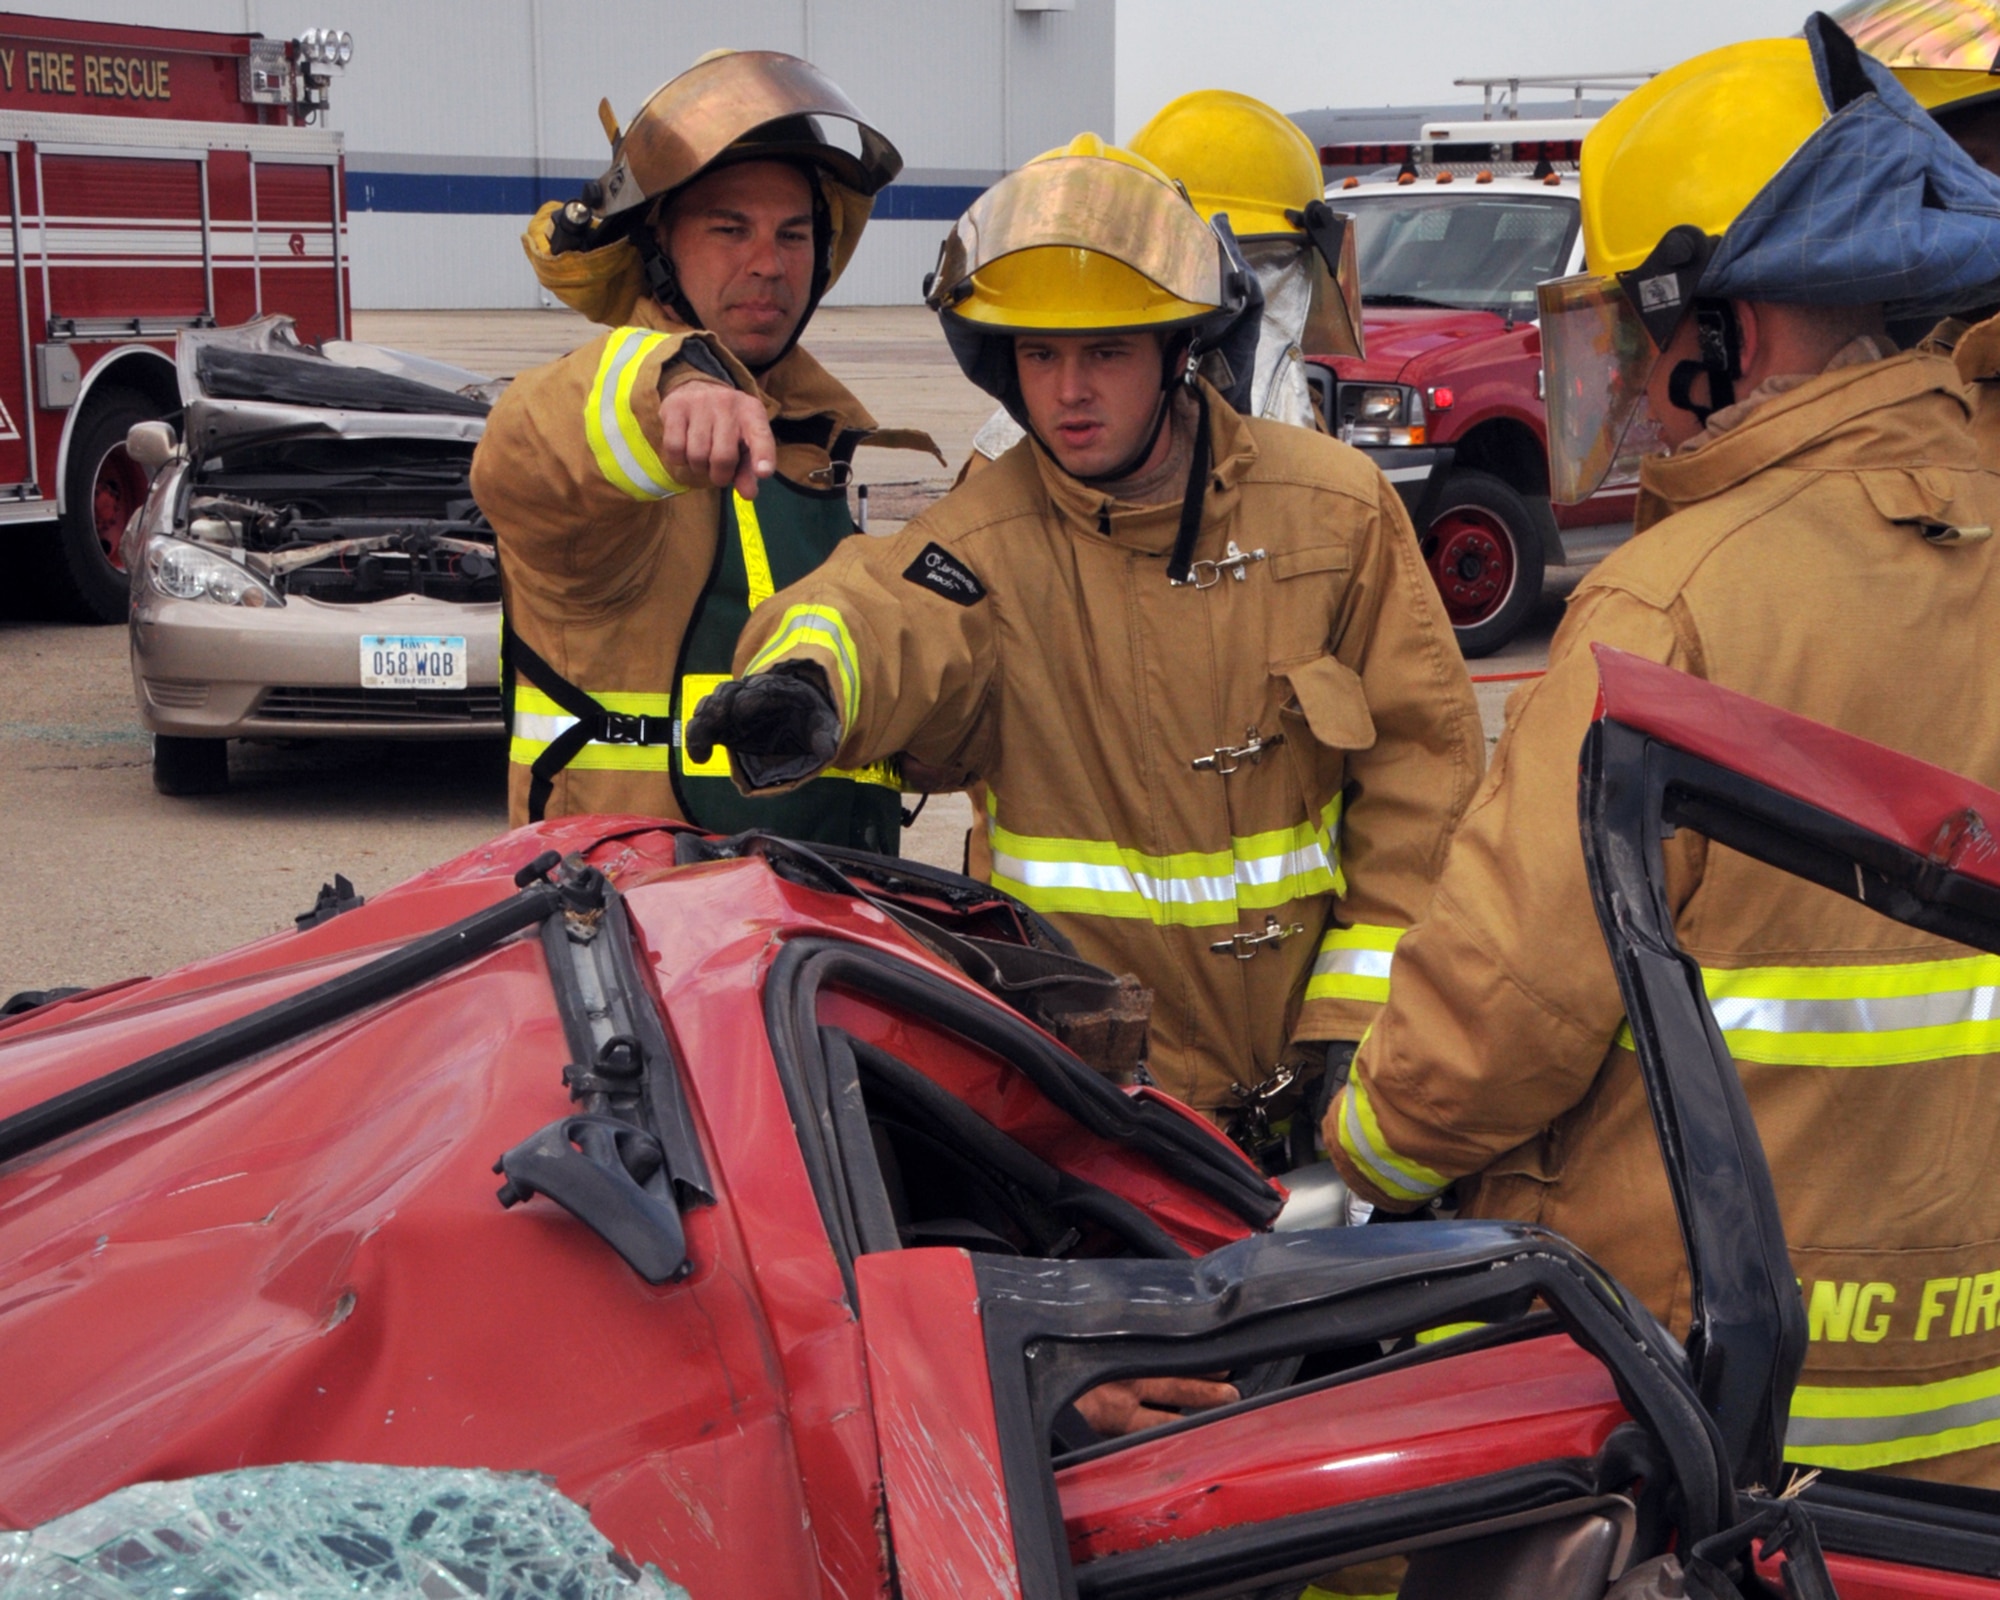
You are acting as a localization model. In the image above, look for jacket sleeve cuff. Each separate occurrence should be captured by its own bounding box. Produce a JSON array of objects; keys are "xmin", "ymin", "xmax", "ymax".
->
[{"xmin": 1324, "ymin": 1069, "xmax": 1453, "ymax": 1210}]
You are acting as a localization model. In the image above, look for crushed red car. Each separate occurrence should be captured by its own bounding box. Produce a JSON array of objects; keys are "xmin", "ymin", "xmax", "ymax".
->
[{"xmin": 3, "ymin": 654, "xmax": 2000, "ymax": 1598}]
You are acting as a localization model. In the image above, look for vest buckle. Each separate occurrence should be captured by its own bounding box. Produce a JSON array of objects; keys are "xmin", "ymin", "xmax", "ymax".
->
[
  {"xmin": 599, "ymin": 710, "xmax": 669, "ymax": 746},
  {"xmin": 1209, "ymin": 915, "xmax": 1305, "ymax": 960}
]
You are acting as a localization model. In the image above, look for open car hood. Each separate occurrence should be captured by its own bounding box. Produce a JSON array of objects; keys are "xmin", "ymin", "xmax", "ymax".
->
[{"xmin": 177, "ymin": 316, "xmax": 501, "ymax": 452}]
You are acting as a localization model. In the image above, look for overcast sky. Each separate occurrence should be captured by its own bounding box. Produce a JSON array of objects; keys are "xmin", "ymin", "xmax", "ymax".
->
[{"xmin": 1113, "ymin": 0, "xmax": 1826, "ymax": 136}]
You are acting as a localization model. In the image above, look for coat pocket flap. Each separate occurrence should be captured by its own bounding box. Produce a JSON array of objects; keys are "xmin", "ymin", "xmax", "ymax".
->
[
  {"xmin": 1270, "ymin": 545, "xmax": 1351, "ymax": 581},
  {"xmin": 1282, "ymin": 655, "xmax": 1376, "ymax": 751}
]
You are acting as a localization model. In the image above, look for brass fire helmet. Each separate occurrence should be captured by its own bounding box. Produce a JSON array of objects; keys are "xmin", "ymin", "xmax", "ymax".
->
[{"xmin": 524, "ymin": 50, "xmax": 902, "ymax": 327}]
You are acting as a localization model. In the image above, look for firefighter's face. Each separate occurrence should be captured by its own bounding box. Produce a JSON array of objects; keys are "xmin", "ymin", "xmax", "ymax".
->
[
  {"xmin": 660, "ymin": 161, "xmax": 816, "ymax": 366},
  {"xmin": 1013, "ymin": 333, "xmax": 1170, "ymax": 479}
]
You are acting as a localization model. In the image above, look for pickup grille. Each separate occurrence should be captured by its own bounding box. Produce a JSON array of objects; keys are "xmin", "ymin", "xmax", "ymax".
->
[{"xmin": 257, "ymin": 686, "xmax": 504, "ymax": 725}]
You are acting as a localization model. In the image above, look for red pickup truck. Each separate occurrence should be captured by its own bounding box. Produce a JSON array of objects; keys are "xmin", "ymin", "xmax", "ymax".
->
[{"xmin": 1309, "ymin": 142, "xmax": 1636, "ymax": 655}]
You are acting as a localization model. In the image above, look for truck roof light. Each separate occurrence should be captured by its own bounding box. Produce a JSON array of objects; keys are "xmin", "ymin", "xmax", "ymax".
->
[
  {"xmin": 1317, "ymin": 142, "xmax": 1412, "ymax": 168},
  {"xmin": 1341, "ymin": 175, "xmax": 1360, "ymax": 189},
  {"xmin": 1476, "ymin": 170, "xmax": 1494, "ymax": 183},
  {"xmin": 1436, "ymin": 171, "xmax": 1453, "ymax": 184},
  {"xmin": 1397, "ymin": 171, "xmax": 1416, "ymax": 185}
]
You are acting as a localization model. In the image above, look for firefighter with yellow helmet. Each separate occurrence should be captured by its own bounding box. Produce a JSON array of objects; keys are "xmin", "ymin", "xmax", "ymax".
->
[
  {"xmin": 470, "ymin": 50, "xmax": 935, "ymax": 844},
  {"xmin": 686, "ymin": 133, "xmax": 1483, "ymax": 1139},
  {"xmin": 1325, "ymin": 14, "xmax": 2000, "ymax": 1486},
  {"xmin": 967, "ymin": 91, "xmax": 1362, "ymax": 466}
]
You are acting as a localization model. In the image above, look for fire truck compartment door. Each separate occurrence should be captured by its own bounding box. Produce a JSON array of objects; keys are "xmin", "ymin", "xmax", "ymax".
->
[{"xmin": 37, "ymin": 151, "xmax": 209, "ymax": 325}]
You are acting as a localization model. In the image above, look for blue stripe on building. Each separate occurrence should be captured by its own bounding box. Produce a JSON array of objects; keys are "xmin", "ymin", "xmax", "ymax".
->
[{"xmin": 346, "ymin": 172, "xmax": 982, "ymax": 220}]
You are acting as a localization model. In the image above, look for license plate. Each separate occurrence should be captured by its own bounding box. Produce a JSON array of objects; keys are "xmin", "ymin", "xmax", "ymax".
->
[{"xmin": 360, "ymin": 634, "xmax": 467, "ymax": 690}]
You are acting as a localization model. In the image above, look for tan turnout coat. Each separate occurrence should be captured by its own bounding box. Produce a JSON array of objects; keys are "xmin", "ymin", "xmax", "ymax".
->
[
  {"xmin": 1329, "ymin": 351, "xmax": 2000, "ymax": 1485},
  {"xmin": 732, "ymin": 384, "xmax": 1484, "ymax": 1110},
  {"xmin": 471, "ymin": 297, "xmax": 878, "ymax": 826}
]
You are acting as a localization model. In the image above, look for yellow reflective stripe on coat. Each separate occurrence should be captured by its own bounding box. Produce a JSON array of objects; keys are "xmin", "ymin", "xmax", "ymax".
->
[
  {"xmin": 744, "ymin": 603, "xmax": 862, "ymax": 727},
  {"xmin": 584, "ymin": 328, "xmax": 686, "ymax": 501},
  {"xmin": 1787, "ymin": 1362, "xmax": 2000, "ymax": 1469},
  {"xmin": 1613, "ymin": 953, "xmax": 2000, "ymax": 1067},
  {"xmin": 1337, "ymin": 1063, "xmax": 1449, "ymax": 1204},
  {"xmin": 508, "ymin": 683, "xmax": 673, "ymax": 773},
  {"xmin": 734, "ymin": 490, "xmax": 776, "ymax": 609},
  {"xmin": 1307, "ymin": 923, "xmax": 1404, "ymax": 1004},
  {"xmin": 985, "ymin": 794, "xmax": 1343, "ymax": 928}
]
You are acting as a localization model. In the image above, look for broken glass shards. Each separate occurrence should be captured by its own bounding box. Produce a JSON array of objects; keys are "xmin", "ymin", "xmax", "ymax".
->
[{"xmin": 0, "ymin": 1462, "xmax": 691, "ymax": 1600}]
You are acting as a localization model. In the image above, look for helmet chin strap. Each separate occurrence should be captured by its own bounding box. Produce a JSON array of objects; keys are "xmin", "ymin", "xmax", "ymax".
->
[{"xmin": 1666, "ymin": 299, "xmax": 1744, "ymax": 425}]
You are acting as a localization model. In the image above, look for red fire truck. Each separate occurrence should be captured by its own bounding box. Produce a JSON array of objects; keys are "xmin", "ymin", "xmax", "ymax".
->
[{"xmin": 0, "ymin": 11, "xmax": 348, "ymax": 622}]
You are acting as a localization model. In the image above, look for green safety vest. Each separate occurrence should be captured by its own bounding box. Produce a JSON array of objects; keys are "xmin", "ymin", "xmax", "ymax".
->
[
  {"xmin": 671, "ymin": 473, "xmax": 903, "ymax": 852},
  {"xmin": 506, "ymin": 470, "xmax": 903, "ymax": 855}
]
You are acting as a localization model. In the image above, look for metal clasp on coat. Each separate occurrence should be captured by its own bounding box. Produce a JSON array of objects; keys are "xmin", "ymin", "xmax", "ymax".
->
[
  {"xmin": 1210, "ymin": 915, "xmax": 1305, "ymax": 960},
  {"xmin": 1173, "ymin": 540, "xmax": 1267, "ymax": 589},
  {"xmin": 805, "ymin": 461, "xmax": 854, "ymax": 488},
  {"xmin": 1192, "ymin": 727, "xmax": 1285, "ymax": 775}
]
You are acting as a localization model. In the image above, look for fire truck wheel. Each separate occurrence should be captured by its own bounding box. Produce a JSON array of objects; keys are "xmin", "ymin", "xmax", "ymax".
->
[
  {"xmin": 152, "ymin": 734, "xmax": 229, "ymax": 796},
  {"xmin": 52, "ymin": 388, "xmax": 156, "ymax": 624},
  {"xmin": 1421, "ymin": 470, "xmax": 1546, "ymax": 658}
]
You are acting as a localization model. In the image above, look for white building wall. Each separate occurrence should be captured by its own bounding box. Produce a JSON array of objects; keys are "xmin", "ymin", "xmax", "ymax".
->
[{"xmin": 23, "ymin": 0, "xmax": 1114, "ymax": 308}]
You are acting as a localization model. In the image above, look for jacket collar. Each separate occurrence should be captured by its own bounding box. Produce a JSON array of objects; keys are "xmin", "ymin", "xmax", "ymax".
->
[
  {"xmin": 1028, "ymin": 378, "xmax": 1259, "ymax": 557},
  {"xmin": 1637, "ymin": 350, "xmax": 1975, "ymax": 527}
]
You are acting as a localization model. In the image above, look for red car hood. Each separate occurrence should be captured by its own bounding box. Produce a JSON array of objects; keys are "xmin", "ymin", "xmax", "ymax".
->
[{"xmin": 1335, "ymin": 306, "xmax": 1511, "ymax": 384}]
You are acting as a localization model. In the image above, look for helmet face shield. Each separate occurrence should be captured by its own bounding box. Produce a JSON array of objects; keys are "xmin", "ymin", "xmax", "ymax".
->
[
  {"xmin": 1298, "ymin": 204, "xmax": 1366, "ymax": 360},
  {"xmin": 1538, "ymin": 273, "xmax": 1668, "ymax": 505},
  {"xmin": 928, "ymin": 154, "xmax": 1225, "ymax": 333}
]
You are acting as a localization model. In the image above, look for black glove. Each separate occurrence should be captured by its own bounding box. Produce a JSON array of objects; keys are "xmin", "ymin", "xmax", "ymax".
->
[{"xmin": 685, "ymin": 665, "xmax": 840, "ymax": 788}]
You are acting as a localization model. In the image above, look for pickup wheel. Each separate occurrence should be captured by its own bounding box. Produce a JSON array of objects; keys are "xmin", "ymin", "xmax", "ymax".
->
[
  {"xmin": 47, "ymin": 387, "xmax": 156, "ymax": 624},
  {"xmin": 152, "ymin": 734, "xmax": 229, "ymax": 796},
  {"xmin": 1421, "ymin": 470, "xmax": 1546, "ymax": 658}
]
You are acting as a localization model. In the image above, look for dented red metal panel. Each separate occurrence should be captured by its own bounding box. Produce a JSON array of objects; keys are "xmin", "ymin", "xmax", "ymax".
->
[
  {"xmin": 1057, "ymin": 1334, "xmax": 1629, "ymax": 1564},
  {"xmin": 1593, "ymin": 645, "xmax": 2000, "ymax": 888},
  {"xmin": 856, "ymin": 1250, "xmax": 1024, "ymax": 1599}
]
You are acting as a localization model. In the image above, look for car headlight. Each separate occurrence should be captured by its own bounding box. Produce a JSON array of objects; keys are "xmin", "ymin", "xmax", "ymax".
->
[
  {"xmin": 144, "ymin": 536, "xmax": 284, "ymax": 608},
  {"xmin": 1337, "ymin": 383, "xmax": 1428, "ymax": 448}
]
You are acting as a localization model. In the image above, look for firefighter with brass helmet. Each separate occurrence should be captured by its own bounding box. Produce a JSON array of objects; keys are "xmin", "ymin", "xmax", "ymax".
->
[
  {"xmin": 965, "ymin": 88, "xmax": 1364, "ymax": 465},
  {"xmin": 1325, "ymin": 14, "xmax": 2000, "ymax": 1487},
  {"xmin": 470, "ymin": 50, "xmax": 937, "ymax": 845},
  {"xmin": 687, "ymin": 134, "xmax": 1483, "ymax": 1161}
]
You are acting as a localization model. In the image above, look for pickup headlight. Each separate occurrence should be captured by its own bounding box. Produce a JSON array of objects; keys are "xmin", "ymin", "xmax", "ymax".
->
[
  {"xmin": 1336, "ymin": 383, "xmax": 1428, "ymax": 448},
  {"xmin": 144, "ymin": 536, "xmax": 284, "ymax": 608}
]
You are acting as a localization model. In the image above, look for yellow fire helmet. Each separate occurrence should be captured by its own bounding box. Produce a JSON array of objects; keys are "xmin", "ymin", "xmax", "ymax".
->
[
  {"xmin": 1831, "ymin": 0, "xmax": 2000, "ymax": 116},
  {"xmin": 525, "ymin": 49, "xmax": 900, "ymax": 332},
  {"xmin": 1130, "ymin": 89, "xmax": 1321, "ymax": 239},
  {"xmin": 1130, "ymin": 89, "xmax": 1364, "ymax": 359},
  {"xmin": 929, "ymin": 134, "xmax": 1227, "ymax": 336},
  {"xmin": 1539, "ymin": 13, "xmax": 2000, "ymax": 504}
]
